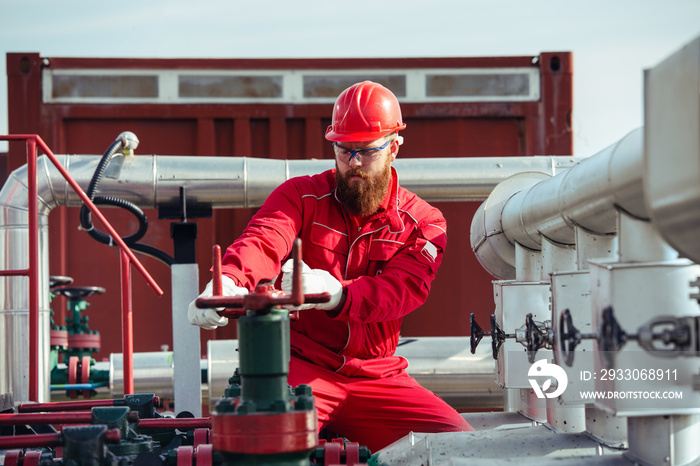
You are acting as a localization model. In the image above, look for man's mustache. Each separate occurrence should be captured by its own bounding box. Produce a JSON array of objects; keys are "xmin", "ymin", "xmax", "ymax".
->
[{"xmin": 344, "ymin": 169, "xmax": 369, "ymax": 180}]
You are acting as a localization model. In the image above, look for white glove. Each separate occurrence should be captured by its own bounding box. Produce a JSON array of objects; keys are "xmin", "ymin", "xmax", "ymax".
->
[
  {"xmin": 280, "ymin": 260, "xmax": 343, "ymax": 311},
  {"xmin": 188, "ymin": 276, "xmax": 248, "ymax": 330}
]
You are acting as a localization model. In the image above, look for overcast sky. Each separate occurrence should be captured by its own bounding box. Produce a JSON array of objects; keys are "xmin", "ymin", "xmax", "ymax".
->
[{"xmin": 2, "ymin": 0, "xmax": 699, "ymax": 156}]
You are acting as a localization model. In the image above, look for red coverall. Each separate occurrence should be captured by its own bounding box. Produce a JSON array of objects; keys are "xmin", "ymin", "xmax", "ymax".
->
[{"xmin": 221, "ymin": 167, "xmax": 472, "ymax": 452}]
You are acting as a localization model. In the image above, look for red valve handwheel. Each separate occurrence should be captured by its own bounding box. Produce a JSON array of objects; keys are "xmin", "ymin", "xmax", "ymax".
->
[{"xmin": 196, "ymin": 239, "xmax": 330, "ymax": 315}]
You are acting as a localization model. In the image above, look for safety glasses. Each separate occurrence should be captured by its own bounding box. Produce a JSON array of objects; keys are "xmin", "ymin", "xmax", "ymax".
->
[{"xmin": 332, "ymin": 139, "xmax": 392, "ymax": 164}]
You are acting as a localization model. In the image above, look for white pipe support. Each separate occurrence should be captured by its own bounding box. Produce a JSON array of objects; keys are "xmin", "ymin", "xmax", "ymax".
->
[
  {"xmin": 574, "ymin": 227, "xmax": 618, "ymax": 271},
  {"xmin": 540, "ymin": 237, "xmax": 576, "ymax": 282},
  {"xmin": 626, "ymin": 415, "xmax": 700, "ymax": 465}
]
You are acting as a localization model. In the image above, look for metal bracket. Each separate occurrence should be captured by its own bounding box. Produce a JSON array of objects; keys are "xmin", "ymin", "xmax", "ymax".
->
[{"xmin": 691, "ymin": 277, "xmax": 700, "ymax": 304}]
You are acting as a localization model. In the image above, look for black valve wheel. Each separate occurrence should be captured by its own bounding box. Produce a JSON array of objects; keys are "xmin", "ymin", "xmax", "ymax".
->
[
  {"xmin": 559, "ymin": 309, "xmax": 582, "ymax": 367},
  {"xmin": 490, "ymin": 314, "xmax": 506, "ymax": 360},
  {"xmin": 599, "ymin": 306, "xmax": 627, "ymax": 353},
  {"xmin": 49, "ymin": 276, "xmax": 74, "ymax": 289},
  {"xmin": 469, "ymin": 313, "xmax": 484, "ymax": 354},
  {"xmin": 525, "ymin": 313, "xmax": 547, "ymax": 364}
]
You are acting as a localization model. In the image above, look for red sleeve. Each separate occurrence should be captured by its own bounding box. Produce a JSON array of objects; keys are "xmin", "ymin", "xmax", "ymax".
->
[
  {"xmin": 220, "ymin": 179, "xmax": 302, "ymax": 290},
  {"xmin": 335, "ymin": 214, "xmax": 447, "ymax": 323}
]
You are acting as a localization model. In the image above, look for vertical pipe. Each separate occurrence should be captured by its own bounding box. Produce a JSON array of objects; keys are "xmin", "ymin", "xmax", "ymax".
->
[
  {"xmin": 120, "ymin": 249, "xmax": 134, "ymax": 395},
  {"xmin": 27, "ymin": 138, "xmax": 39, "ymax": 402},
  {"xmin": 213, "ymin": 245, "xmax": 222, "ymax": 295},
  {"xmin": 171, "ymin": 264, "xmax": 203, "ymax": 417},
  {"xmin": 292, "ymin": 239, "xmax": 303, "ymax": 306}
]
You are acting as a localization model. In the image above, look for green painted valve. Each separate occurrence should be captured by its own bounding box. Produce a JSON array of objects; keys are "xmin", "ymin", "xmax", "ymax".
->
[{"xmin": 198, "ymin": 239, "xmax": 329, "ymax": 466}]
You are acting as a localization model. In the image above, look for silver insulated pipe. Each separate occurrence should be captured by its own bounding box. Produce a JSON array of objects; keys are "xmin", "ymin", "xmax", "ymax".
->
[
  {"xmin": 0, "ymin": 150, "xmax": 577, "ymax": 403},
  {"xmin": 471, "ymin": 128, "xmax": 647, "ymax": 278}
]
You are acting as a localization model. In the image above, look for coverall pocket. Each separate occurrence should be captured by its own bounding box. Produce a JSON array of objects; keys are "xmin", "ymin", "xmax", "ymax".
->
[{"xmin": 308, "ymin": 222, "xmax": 349, "ymax": 269}]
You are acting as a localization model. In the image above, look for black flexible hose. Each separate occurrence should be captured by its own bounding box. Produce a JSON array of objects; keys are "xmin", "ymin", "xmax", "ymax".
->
[
  {"xmin": 130, "ymin": 243, "xmax": 177, "ymax": 266},
  {"xmin": 81, "ymin": 196, "xmax": 149, "ymax": 244},
  {"xmin": 84, "ymin": 140, "xmax": 121, "ymax": 201},
  {"xmin": 79, "ymin": 138, "xmax": 175, "ymax": 266}
]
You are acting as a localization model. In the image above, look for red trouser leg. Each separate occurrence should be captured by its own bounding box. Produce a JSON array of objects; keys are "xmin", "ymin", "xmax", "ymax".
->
[{"xmin": 288, "ymin": 356, "xmax": 473, "ymax": 453}]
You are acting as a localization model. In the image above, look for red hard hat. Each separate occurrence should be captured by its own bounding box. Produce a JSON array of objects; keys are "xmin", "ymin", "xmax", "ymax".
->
[{"xmin": 325, "ymin": 81, "xmax": 406, "ymax": 142}]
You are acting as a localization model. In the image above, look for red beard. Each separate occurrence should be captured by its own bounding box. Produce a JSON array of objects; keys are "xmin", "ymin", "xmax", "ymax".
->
[{"xmin": 335, "ymin": 158, "xmax": 391, "ymax": 217}]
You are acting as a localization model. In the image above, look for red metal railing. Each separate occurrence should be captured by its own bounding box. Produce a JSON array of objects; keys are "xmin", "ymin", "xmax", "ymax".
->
[{"xmin": 0, "ymin": 134, "xmax": 163, "ymax": 401}]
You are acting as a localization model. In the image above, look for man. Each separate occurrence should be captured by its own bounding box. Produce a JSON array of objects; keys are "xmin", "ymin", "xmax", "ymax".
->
[{"xmin": 188, "ymin": 81, "xmax": 473, "ymax": 452}]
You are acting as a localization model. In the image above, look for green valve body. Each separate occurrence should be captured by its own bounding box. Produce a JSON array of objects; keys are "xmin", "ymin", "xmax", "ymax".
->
[{"xmin": 212, "ymin": 304, "xmax": 317, "ymax": 466}]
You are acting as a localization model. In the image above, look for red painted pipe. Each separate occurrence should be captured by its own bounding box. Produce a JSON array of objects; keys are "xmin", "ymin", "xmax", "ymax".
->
[
  {"xmin": 0, "ymin": 411, "xmax": 138, "ymax": 425},
  {"xmin": 120, "ymin": 249, "xmax": 134, "ymax": 395},
  {"xmin": 0, "ymin": 432, "xmax": 62, "ymax": 449},
  {"xmin": 17, "ymin": 396, "xmax": 161, "ymax": 413},
  {"xmin": 18, "ymin": 399, "xmax": 117, "ymax": 413},
  {"xmin": 213, "ymin": 245, "xmax": 222, "ymax": 295},
  {"xmin": 27, "ymin": 138, "xmax": 39, "ymax": 402},
  {"xmin": 139, "ymin": 417, "xmax": 212, "ymax": 429},
  {"xmin": 0, "ymin": 411, "xmax": 93, "ymax": 425},
  {"xmin": 0, "ymin": 429, "xmax": 120, "ymax": 449}
]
